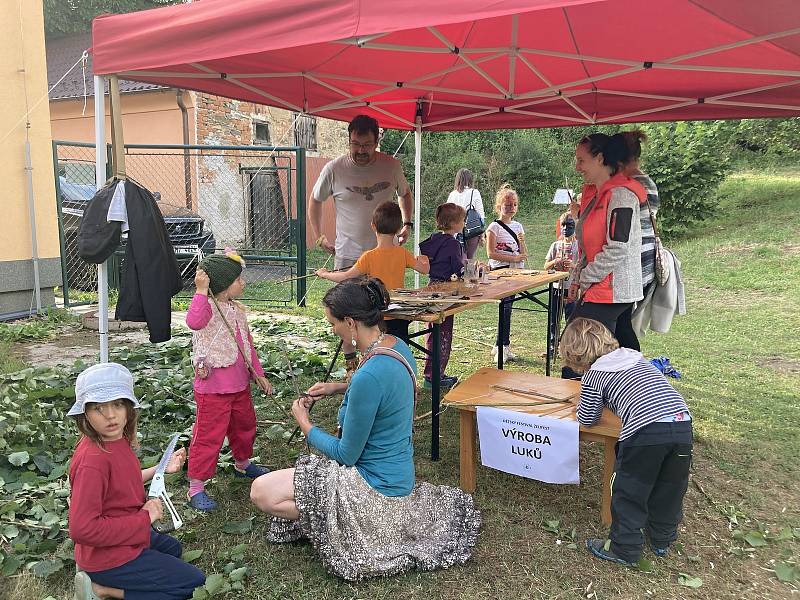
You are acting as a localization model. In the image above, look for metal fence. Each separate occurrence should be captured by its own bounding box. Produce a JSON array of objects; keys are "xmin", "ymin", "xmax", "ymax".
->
[{"xmin": 53, "ymin": 142, "xmax": 307, "ymax": 308}]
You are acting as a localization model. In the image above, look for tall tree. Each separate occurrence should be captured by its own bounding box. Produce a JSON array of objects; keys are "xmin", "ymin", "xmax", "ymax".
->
[{"xmin": 44, "ymin": 0, "xmax": 181, "ymax": 37}]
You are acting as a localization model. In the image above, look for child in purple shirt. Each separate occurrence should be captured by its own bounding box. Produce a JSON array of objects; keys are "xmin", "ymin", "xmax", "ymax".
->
[{"xmin": 418, "ymin": 204, "xmax": 466, "ymax": 389}]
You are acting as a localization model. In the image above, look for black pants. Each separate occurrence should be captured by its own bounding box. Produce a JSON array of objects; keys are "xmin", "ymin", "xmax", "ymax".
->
[
  {"xmin": 561, "ymin": 301, "xmax": 638, "ymax": 379},
  {"xmin": 609, "ymin": 421, "xmax": 693, "ymax": 562},
  {"xmin": 88, "ymin": 531, "xmax": 205, "ymax": 600},
  {"xmin": 496, "ymin": 295, "xmax": 515, "ymax": 346}
]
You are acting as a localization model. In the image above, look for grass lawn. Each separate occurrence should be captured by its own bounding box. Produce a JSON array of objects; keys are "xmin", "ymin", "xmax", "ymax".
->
[{"xmin": 5, "ymin": 171, "xmax": 799, "ymax": 599}]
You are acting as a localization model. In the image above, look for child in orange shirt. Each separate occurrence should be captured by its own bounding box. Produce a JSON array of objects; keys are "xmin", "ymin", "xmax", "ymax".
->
[{"xmin": 317, "ymin": 201, "xmax": 429, "ymax": 340}]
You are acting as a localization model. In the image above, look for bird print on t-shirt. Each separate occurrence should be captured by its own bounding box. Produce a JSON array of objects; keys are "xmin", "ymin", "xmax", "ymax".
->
[{"xmin": 346, "ymin": 181, "xmax": 391, "ymax": 202}]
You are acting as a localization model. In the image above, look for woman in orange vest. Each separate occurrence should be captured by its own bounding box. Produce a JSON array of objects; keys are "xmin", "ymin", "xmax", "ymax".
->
[{"xmin": 565, "ymin": 133, "xmax": 645, "ymax": 377}]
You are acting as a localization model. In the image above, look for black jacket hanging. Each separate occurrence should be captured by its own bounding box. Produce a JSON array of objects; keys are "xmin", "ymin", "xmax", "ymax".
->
[
  {"xmin": 115, "ymin": 180, "xmax": 182, "ymax": 343},
  {"xmin": 77, "ymin": 180, "xmax": 121, "ymax": 264}
]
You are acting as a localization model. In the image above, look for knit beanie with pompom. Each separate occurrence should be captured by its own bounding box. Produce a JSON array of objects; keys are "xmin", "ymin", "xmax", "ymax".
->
[{"xmin": 199, "ymin": 253, "xmax": 243, "ymax": 295}]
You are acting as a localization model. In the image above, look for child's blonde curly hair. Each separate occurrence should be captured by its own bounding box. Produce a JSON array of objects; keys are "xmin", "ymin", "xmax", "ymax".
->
[
  {"xmin": 493, "ymin": 183, "xmax": 519, "ymax": 216},
  {"xmin": 559, "ymin": 318, "xmax": 619, "ymax": 374}
]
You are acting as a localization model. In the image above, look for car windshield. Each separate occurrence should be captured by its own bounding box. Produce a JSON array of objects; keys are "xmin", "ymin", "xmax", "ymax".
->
[{"xmin": 59, "ymin": 176, "xmax": 96, "ymax": 203}]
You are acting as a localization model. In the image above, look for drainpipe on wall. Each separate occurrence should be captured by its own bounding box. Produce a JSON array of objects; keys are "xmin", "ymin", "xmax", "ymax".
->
[
  {"xmin": 176, "ymin": 89, "xmax": 193, "ymax": 209},
  {"xmin": 24, "ymin": 136, "xmax": 42, "ymax": 314}
]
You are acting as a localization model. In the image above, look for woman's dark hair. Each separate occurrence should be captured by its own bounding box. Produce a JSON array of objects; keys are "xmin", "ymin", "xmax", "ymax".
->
[
  {"xmin": 578, "ymin": 133, "xmax": 630, "ymax": 175},
  {"xmin": 454, "ymin": 168, "xmax": 474, "ymax": 193},
  {"xmin": 348, "ymin": 114, "xmax": 380, "ymax": 141},
  {"xmin": 322, "ymin": 277, "xmax": 389, "ymax": 327},
  {"xmin": 619, "ymin": 130, "xmax": 648, "ymax": 162}
]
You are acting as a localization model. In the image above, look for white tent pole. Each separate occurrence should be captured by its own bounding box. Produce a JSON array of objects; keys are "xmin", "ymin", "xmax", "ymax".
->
[
  {"xmin": 413, "ymin": 115, "xmax": 422, "ymax": 290},
  {"xmin": 94, "ymin": 75, "xmax": 109, "ymax": 363}
]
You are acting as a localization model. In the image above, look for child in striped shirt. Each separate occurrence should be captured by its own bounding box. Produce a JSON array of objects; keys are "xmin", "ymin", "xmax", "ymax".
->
[{"xmin": 560, "ymin": 317, "xmax": 692, "ymax": 567}]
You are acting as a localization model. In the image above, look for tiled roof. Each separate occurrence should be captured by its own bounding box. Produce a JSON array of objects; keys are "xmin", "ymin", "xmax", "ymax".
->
[{"xmin": 46, "ymin": 33, "xmax": 164, "ymax": 100}]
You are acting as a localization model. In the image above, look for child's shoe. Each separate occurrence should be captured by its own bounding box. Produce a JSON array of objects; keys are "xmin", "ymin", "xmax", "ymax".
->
[
  {"xmin": 586, "ymin": 538, "xmax": 638, "ymax": 567},
  {"xmin": 233, "ymin": 463, "xmax": 271, "ymax": 478},
  {"xmin": 74, "ymin": 570, "xmax": 101, "ymax": 600},
  {"xmin": 503, "ymin": 345, "xmax": 517, "ymax": 361},
  {"xmin": 646, "ymin": 536, "xmax": 670, "ymax": 557},
  {"xmin": 188, "ymin": 490, "xmax": 217, "ymax": 512}
]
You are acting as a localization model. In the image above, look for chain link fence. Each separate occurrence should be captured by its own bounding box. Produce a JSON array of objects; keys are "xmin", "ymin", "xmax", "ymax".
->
[{"xmin": 54, "ymin": 142, "xmax": 307, "ymax": 308}]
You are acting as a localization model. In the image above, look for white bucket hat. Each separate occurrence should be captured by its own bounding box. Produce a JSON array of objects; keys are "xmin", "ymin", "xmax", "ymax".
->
[{"xmin": 67, "ymin": 362, "xmax": 140, "ymax": 416}]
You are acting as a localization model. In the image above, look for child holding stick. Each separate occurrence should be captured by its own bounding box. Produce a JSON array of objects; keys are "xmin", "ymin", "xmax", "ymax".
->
[
  {"xmin": 419, "ymin": 203, "xmax": 467, "ymax": 389},
  {"xmin": 186, "ymin": 251, "xmax": 273, "ymax": 512},
  {"xmin": 317, "ymin": 202, "xmax": 429, "ymax": 341},
  {"xmin": 68, "ymin": 363, "xmax": 205, "ymax": 600},
  {"xmin": 560, "ymin": 318, "xmax": 692, "ymax": 567}
]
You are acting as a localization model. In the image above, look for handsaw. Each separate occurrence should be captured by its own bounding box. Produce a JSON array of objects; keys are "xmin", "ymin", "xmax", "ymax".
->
[{"xmin": 148, "ymin": 433, "xmax": 183, "ymax": 533}]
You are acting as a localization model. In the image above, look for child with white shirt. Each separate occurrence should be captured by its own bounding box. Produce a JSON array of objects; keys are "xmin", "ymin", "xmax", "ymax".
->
[{"xmin": 485, "ymin": 184, "xmax": 527, "ymax": 362}]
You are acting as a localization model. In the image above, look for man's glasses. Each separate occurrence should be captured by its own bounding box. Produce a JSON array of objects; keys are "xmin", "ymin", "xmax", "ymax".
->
[{"xmin": 349, "ymin": 141, "xmax": 377, "ymax": 151}]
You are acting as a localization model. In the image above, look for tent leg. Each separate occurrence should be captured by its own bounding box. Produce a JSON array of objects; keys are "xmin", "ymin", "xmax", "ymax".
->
[
  {"xmin": 413, "ymin": 118, "xmax": 422, "ymax": 290},
  {"xmin": 94, "ymin": 76, "xmax": 109, "ymax": 362}
]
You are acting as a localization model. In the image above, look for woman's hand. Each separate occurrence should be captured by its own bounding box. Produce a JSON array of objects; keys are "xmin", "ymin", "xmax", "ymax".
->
[
  {"xmin": 165, "ymin": 447, "xmax": 186, "ymax": 474},
  {"xmin": 315, "ymin": 268, "xmax": 330, "ymax": 278},
  {"xmin": 194, "ymin": 269, "xmax": 210, "ymax": 295},
  {"xmin": 143, "ymin": 498, "xmax": 164, "ymax": 524},
  {"xmin": 291, "ymin": 397, "xmax": 314, "ymax": 433},
  {"xmin": 307, "ymin": 382, "xmax": 346, "ymax": 397},
  {"xmin": 254, "ymin": 375, "xmax": 273, "ymax": 395}
]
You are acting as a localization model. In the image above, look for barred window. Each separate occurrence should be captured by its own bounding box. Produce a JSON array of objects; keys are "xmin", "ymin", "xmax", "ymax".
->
[{"xmin": 292, "ymin": 113, "xmax": 318, "ymax": 150}]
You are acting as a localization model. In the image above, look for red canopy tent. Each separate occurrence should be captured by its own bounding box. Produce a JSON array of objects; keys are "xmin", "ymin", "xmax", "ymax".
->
[
  {"xmin": 91, "ymin": 0, "xmax": 800, "ymax": 130},
  {"xmin": 87, "ymin": 0, "xmax": 800, "ymax": 364}
]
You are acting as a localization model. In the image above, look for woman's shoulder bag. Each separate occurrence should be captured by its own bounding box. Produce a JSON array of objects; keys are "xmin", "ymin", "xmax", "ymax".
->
[{"xmin": 462, "ymin": 190, "xmax": 485, "ymax": 240}]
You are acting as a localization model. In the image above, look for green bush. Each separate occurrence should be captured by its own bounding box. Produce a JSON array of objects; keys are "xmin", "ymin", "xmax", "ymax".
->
[{"xmin": 639, "ymin": 121, "xmax": 731, "ymax": 236}]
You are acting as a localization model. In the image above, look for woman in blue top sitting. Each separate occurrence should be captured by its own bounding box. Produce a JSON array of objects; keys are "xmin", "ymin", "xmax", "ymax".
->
[{"xmin": 250, "ymin": 277, "xmax": 480, "ymax": 581}]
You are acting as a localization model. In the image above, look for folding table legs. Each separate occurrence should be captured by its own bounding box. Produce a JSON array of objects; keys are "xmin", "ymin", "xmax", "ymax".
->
[{"xmin": 430, "ymin": 323, "xmax": 441, "ymax": 461}]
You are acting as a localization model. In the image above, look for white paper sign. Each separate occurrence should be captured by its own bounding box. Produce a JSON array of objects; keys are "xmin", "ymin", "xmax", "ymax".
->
[
  {"xmin": 552, "ymin": 188, "xmax": 574, "ymax": 205},
  {"xmin": 476, "ymin": 406, "xmax": 580, "ymax": 484}
]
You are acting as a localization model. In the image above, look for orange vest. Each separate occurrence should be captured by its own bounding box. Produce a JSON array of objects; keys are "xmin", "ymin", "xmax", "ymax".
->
[{"xmin": 579, "ymin": 174, "xmax": 646, "ymax": 303}]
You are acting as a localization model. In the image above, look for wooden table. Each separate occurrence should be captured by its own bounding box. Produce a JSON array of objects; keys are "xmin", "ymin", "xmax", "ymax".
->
[
  {"xmin": 443, "ymin": 368, "xmax": 621, "ymax": 525},
  {"xmin": 389, "ymin": 270, "xmax": 569, "ymax": 461}
]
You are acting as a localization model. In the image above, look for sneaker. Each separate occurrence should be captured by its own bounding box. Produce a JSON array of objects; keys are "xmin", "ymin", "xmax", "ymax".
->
[
  {"xmin": 585, "ymin": 538, "xmax": 638, "ymax": 567},
  {"xmin": 504, "ymin": 345, "xmax": 517, "ymax": 361},
  {"xmin": 188, "ymin": 490, "xmax": 217, "ymax": 512},
  {"xmin": 423, "ymin": 375, "xmax": 459, "ymax": 390},
  {"xmin": 647, "ymin": 538, "xmax": 669, "ymax": 557},
  {"xmin": 233, "ymin": 463, "xmax": 271, "ymax": 479},
  {"xmin": 491, "ymin": 345, "xmax": 499, "ymax": 360},
  {"xmin": 74, "ymin": 570, "xmax": 101, "ymax": 600}
]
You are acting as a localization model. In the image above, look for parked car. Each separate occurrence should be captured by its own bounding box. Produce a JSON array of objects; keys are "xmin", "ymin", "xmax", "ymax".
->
[{"xmin": 59, "ymin": 177, "xmax": 216, "ymax": 290}]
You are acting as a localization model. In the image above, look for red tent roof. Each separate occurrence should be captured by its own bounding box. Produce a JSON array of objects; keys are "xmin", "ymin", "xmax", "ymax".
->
[{"xmin": 91, "ymin": 0, "xmax": 800, "ymax": 130}]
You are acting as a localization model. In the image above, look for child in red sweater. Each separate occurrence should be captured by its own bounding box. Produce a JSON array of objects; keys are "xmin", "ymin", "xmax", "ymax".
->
[{"xmin": 68, "ymin": 362, "xmax": 205, "ymax": 600}]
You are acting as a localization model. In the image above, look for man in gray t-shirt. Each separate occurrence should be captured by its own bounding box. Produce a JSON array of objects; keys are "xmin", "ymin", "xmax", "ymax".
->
[{"xmin": 309, "ymin": 115, "xmax": 414, "ymax": 269}]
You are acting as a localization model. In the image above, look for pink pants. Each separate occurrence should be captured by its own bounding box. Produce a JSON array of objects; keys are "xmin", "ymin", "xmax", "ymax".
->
[{"xmin": 188, "ymin": 388, "xmax": 256, "ymax": 481}]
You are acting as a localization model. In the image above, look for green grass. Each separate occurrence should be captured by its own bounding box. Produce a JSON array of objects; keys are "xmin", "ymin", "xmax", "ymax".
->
[{"xmin": 8, "ymin": 172, "xmax": 800, "ymax": 599}]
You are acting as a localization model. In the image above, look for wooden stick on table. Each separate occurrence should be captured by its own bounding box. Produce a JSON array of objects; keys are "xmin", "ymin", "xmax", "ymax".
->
[{"xmin": 491, "ymin": 384, "xmax": 578, "ymax": 403}]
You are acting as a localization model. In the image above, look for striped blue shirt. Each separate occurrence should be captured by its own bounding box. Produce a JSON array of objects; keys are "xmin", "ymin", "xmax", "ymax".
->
[
  {"xmin": 578, "ymin": 357, "xmax": 688, "ymax": 441},
  {"xmin": 633, "ymin": 173, "xmax": 660, "ymax": 290}
]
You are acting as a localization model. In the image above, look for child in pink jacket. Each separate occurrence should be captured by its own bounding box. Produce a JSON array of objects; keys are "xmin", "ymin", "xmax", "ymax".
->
[{"xmin": 186, "ymin": 251, "xmax": 273, "ymax": 512}]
